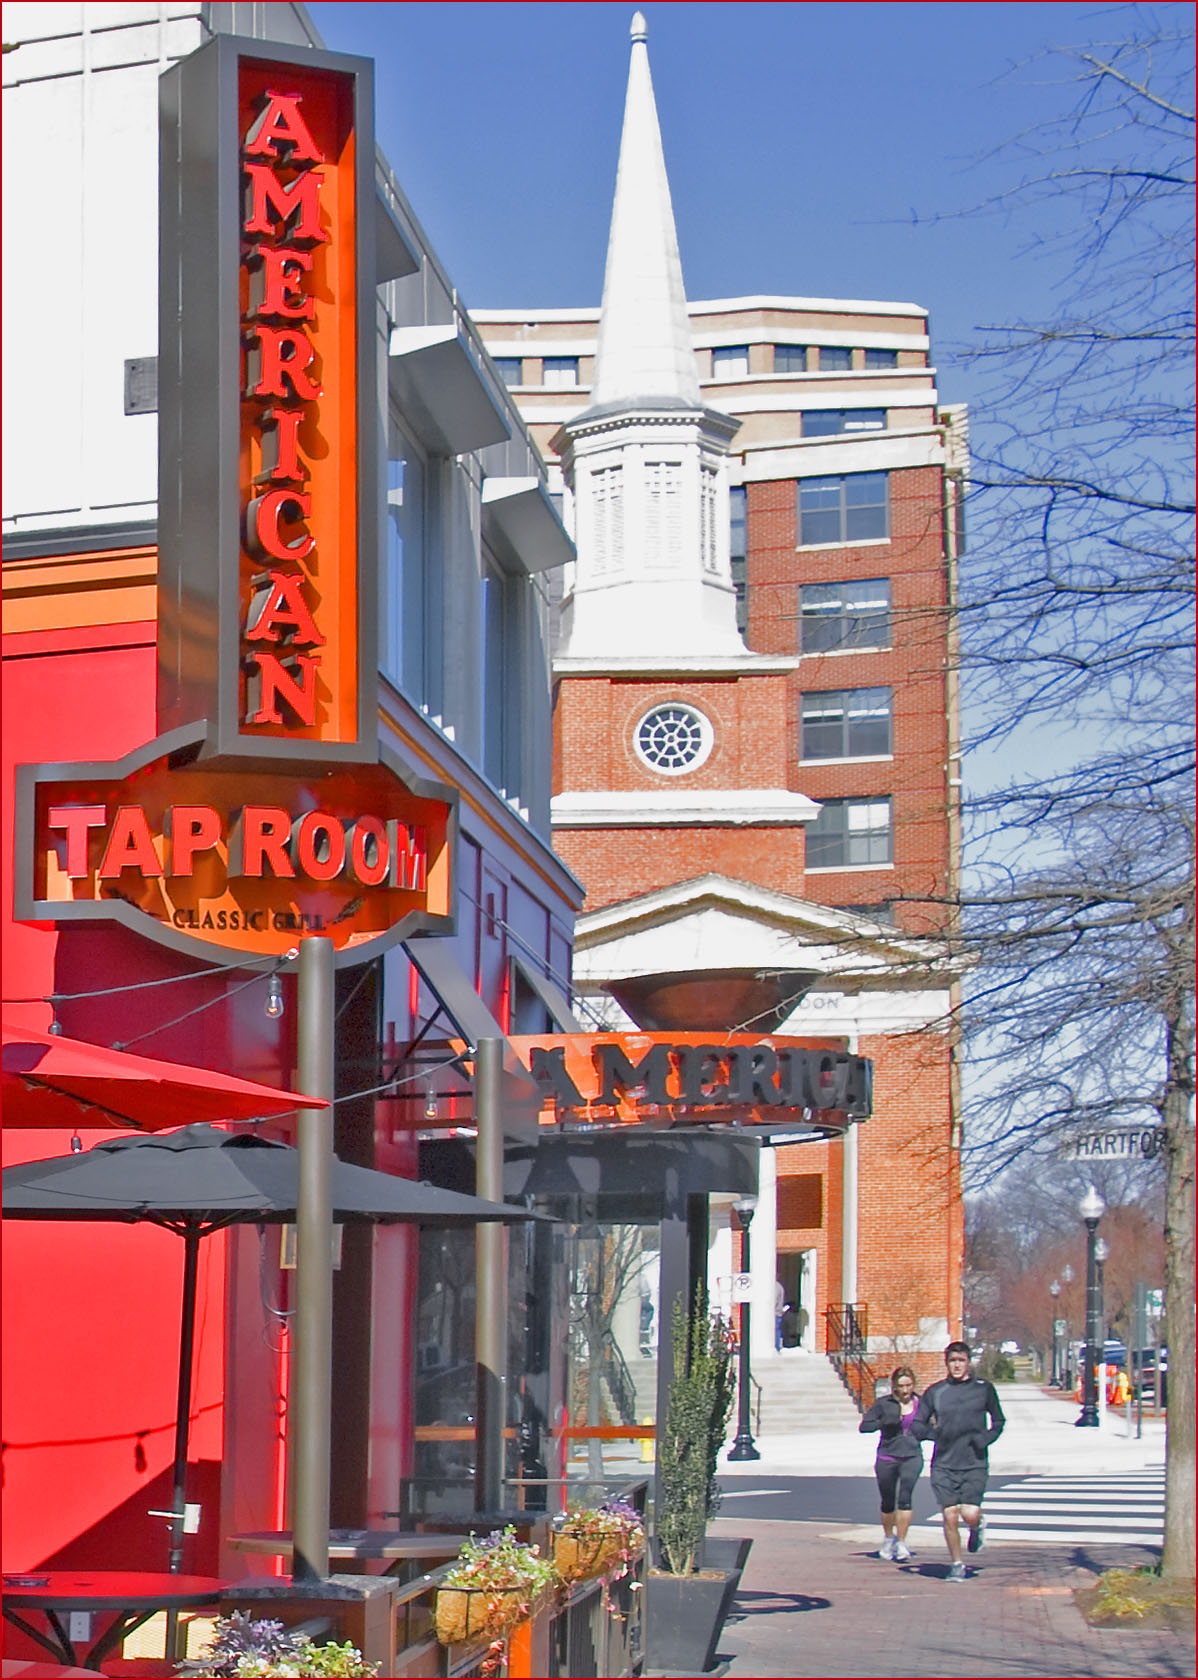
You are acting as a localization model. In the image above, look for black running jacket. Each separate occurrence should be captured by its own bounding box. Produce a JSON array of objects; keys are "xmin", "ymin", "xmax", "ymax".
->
[{"xmin": 915, "ymin": 1376, "xmax": 1005, "ymax": 1470}]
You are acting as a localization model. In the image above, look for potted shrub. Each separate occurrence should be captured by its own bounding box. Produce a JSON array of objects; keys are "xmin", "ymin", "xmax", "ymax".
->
[
  {"xmin": 646, "ymin": 1295, "xmax": 742, "ymax": 1674},
  {"xmin": 552, "ymin": 1497, "xmax": 647, "ymax": 1585},
  {"xmin": 433, "ymin": 1525, "xmax": 562, "ymax": 1647},
  {"xmin": 180, "ymin": 1611, "xmax": 378, "ymax": 1676}
]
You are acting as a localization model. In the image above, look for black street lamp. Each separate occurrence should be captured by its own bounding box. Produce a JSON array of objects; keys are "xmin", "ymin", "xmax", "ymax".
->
[
  {"xmin": 728, "ymin": 1195, "xmax": 761, "ymax": 1462},
  {"xmin": 1076, "ymin": 1185, "xmax": 1106, "ymax": 1427},
  {"xmin": 1049, "ymin": 1279, "xmax": 1061, "ymax": 1384},
  {"xmin": 1061, "ymin": 1264, "xmax": 1075, "ymax": 1387}
]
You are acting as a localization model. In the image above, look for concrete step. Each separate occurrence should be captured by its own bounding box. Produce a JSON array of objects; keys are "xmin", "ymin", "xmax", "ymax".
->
[{"xmin": 748, "ymin": 1353, "xmax": 863, "ymax": 1434}]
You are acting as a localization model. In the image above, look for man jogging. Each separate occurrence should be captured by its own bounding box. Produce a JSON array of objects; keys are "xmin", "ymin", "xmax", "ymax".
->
[{"xmin": 916, "ymin": 1341, "xmax": 1005, "ymax": 1581}]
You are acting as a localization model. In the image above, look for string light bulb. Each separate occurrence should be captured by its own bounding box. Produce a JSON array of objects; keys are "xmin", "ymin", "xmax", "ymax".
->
[
  {"xmin": 423, "ymin": 1084, "xmax": 439, "ymax": 1121},
  {"xmin": 265, "ymin": 974, "xmax": 285, "ymax": 1019}
]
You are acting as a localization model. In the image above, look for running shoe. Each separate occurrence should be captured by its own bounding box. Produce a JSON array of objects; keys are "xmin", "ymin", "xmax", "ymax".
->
[
  {"xmin": 947, "ymin": 1561, "xmax": 967, "ymax": 1582},
  {"xmin": 968, "ymin": 1515, "xmax": 985, "ymax": 1554},
  {"xmin": 879, "ymin": 1536, "xmax": 897, "ymax": 1560},
  {"xmin": 893, "ymin": 1542, "xmax": 912, "ymax": 1562}
]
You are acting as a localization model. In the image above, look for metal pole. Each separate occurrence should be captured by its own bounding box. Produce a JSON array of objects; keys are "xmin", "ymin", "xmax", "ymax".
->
[
  {"xmin": 1133, "ymin": 1282, "xmax": 1146, "ymax": 1439},
  {"xmin": 165, "ymin": 1225, "xmax": 202, "ymax": 1659},
  {"xmin": 728, "ymin": 1208, "xmax": 760, "ymax": 1461},
  {"xmin": 292, "ymin": 936, "xmax": 335, "ymax": 1578},
  {"xmin": 1076, "ymin": 1213, "xmax": 1101, "ymax": 1427},
  {"xmin": 474, "ymin": 1037, "xmax": 506, "ymax": 1512}
]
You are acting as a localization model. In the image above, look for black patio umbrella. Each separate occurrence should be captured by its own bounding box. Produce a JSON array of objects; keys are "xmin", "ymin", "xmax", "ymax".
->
[{"xmin": 2, "ymin": 1124, "xmax": 539, "ymax": 1573}]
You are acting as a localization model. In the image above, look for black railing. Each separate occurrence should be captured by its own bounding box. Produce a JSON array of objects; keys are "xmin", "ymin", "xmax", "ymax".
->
[
  {"xmin": 601, "ymin": 1331, "xmax": 638, "ymax": 1426},
  {"xmin": 824, "ymin": 1302, "xmax": 878, "ymax": 1412}
]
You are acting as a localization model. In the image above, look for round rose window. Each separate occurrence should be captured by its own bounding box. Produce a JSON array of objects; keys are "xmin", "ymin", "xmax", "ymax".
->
[{"xmin": 634, "ymin": 703, "xmax": 714, "ymax": 774}]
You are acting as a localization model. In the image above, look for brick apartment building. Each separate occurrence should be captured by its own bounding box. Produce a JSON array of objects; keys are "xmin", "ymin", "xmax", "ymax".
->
[{"xmin": 474, "ymin": 13, "xmax": 966, "ymax": 1381}]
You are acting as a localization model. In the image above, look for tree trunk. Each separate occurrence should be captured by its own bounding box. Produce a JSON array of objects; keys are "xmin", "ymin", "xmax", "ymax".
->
[
  {"xmin": 1160, "ymin": 1007, "xmax": 1195, "ymax": 1579},
  {"xmin": 586, "ymin": 1319, "xmax": 605, "ymax": 1482}
]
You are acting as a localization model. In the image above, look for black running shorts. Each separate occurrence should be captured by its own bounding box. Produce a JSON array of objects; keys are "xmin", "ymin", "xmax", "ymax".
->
[{"xmin": 930, "ymin": 1464, "xmax": 987, "ymax": 1509}]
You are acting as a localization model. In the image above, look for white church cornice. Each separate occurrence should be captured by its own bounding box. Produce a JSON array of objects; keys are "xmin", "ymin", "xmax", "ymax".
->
[
  {"xmin": 552, "ymin": 653, "xmax": 798, "ymax": 676},
  {"xmin": 552, "ymin": 789, "xmax": 820, "ymax": 827}
]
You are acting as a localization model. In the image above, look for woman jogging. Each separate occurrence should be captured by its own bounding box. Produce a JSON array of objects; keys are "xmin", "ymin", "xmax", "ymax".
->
[{"xmin": 859, "ymin": 1365, "xmax": 924, "ymax": 1561}]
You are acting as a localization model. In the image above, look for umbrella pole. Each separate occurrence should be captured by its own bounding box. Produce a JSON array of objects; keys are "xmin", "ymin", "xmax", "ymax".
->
[
  {"xmin": 292, "ymin": 935, "xmax": 335, "ymax": 1583},
  {"xmin": 165, "ymin": 1224, "xmax": 201, "ymax": 1658}
]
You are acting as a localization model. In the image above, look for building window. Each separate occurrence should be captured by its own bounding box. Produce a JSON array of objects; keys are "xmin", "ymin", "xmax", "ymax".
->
[
  {"xmin": 634, "ymin": 702, "xmax": 714, "ymax": 774},
  {"xmin": 864, "ymin": 347, "xmax": 898, "ymax": 369},
  {"xmin": 800, "ymin": 687, "xmax": 892, "ymax": 759},
  {"xmin": 493, "ymin": 357, "xmax": 523, "ymax": 387},
  {"xmin": 481, "ymin": 560, "xmax": 519, "ymax": 796},
  {"xmin": 712, "ymin": 345, "xmax": 750, "ymax": 377},
  {"xmin": 773, "ymin": 344, "xmax": 808, "ymax": 373},
  {"xmin": 800, "ymin": 579, "xmax": 891, "ymax": 653},
  {"xmin": 798, "ymin": 472, "xmax": 888, "ymax": 546},
  {"xmin": 819, "ymin": 346, "xmax": 853, "ymax": 371},
  {"xmin": 542, "ymin": 356, "xmax": 580, "ymax": 388},
  {"xmin": 729, "ymin": 485, "xmax": 748, "ymax": 636},
  {"xmin": 384, "ymin": 420, "xmax": 442, "ymax": 716},
  {"xmin": 807, "ymin": 799, "xmax": 893, "ymax": 868},
  {"xmin": 801, "ymin": 409, "xmax": 885, "ymax": 437}
]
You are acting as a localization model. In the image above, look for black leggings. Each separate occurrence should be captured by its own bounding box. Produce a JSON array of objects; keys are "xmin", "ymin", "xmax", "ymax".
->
[{"xmin": 875, "ymin": 1456, "xmax": 922, "ymax": 1513}]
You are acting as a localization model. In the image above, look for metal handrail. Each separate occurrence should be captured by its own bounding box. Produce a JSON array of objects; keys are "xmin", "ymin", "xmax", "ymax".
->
[
  {"xmin": 601, "ymin": 1330, "xmax": 639, "ymax": 1425},
  {"xmin": 824, "ymin": 1302, "xmax": 878, "ymax": 1413}
]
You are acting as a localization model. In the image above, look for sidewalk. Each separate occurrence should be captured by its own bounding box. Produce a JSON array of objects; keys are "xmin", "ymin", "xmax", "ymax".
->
[
  {"xmin": 719, "ymin": 1379, "xmax": 1168, "ymax": 1480},
  {"xmin": 710, "ymin": 1383, "xmax": 1190, "ymax": 1678}
]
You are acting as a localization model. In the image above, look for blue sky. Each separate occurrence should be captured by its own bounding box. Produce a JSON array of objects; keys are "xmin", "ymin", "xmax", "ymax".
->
[
  {"xmin": 306, "ymin": 1, "xmax": 1191, "ymax": 793},
  {"xmin": 303, "ymin": 0, "xmax": 1173, "ymax": 399}
]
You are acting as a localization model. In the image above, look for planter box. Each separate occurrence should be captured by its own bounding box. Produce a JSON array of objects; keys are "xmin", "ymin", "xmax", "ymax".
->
[
  {"xmin": 701, "ymin": 1536, "xmax": 753, "ymax": 1574},
  {"xmin": 644, "ymin": 1566, "xmax": 741, "ymax": 1675}
]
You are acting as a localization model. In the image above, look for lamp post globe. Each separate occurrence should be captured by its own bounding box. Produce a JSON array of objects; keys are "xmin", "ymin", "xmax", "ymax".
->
[
  {"xmin": 728, "ymin": 1196, "xmax": 761, "ymax": 1461},
  {"xmin": 1076, "ymin": 1186, "xmax": 1106, "ymax": 1427}
]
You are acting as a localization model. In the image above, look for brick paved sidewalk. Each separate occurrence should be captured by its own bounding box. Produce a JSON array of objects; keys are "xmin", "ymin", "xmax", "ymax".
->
[{"xmin": 709, "ymin": 1515, "xmax": 1194, "ymax": 1679}]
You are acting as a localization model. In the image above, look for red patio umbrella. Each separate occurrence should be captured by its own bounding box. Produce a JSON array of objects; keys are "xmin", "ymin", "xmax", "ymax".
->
[{"xmin": 1, "ymin": 1014, "xmax": 329, "ymax": 1131}]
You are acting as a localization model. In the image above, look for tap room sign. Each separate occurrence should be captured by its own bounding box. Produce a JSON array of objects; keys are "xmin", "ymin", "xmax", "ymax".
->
[
  {"xmin": 14, "ymin": 39, "xmax": 455, "ymax": 965},
  {"xmin": 15, "ymin": 727, "xmax": 455, "ymax": 964},
  {"xmin": 157, "ymin": 36, "xmax": 379, "ymax": 760}
]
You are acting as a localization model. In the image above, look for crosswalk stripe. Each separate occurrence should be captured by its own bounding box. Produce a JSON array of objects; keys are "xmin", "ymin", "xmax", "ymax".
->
[{"xmin": 907, "ymin": 1470, "xmax": 1164, "ymax": 1546}]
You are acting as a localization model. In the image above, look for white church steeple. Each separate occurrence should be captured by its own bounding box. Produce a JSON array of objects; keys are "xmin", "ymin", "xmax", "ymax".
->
[
  {"xmin": 589, "ymin": 11, "xmax": 700, "ymax": 410},
  {"xmin": 554, "ymin": 12, "xmax": 747, "ymax": 663}
]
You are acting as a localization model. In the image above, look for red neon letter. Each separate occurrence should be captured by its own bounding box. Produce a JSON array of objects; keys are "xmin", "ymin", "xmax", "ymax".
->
[
  {"xmin": 245, "ymin": 490, "xmax": 316, "ymax": 562},
  {"xmin": 259, "ymin": 408, "xmax": 308, "ymax": 483},
  {"xmin": 229, "ymin": 807, "xmax": 295, "ymax": 878},
  {"xmin": 243, "ymin": 91, "xmax": 325, "ymax": 163},
  {"xmin": 244, "ymin": 651, "xmax": 321, "ymax": 727},
  {"xmin": 245, "ymin": 569, "xmax": 325, "ymax": 645},
  {"xmin": 247, "ymin": 326, "xmax": 322, "ymax": 402},
  {"xmin": 253, "ymin": 245, "xmax": 315, "ymax": 320},
  {"xmin": 97, "ymin": 806, "xmax": 164, "ymax": 878},
  {"xmin": 347, "ymin": 816, "xmax": 390, "ymax": 887},
  {"xmin": 167, "ymin": 806, "xmax": 222, "ymax": 876},
  {"xmin": 47, "ymin": 805, "xmax": 107, "ymax": 877},
  {"xmin": 292, "ymin": 812, "xmax": 346, "ymax": 881},
  {"xmin": 242, "ymin": 164, "xmax": 328, "ymax": 243},
  {"xmin": 390, "ymin": 823, "xmax": 427, "ymax": 891}
]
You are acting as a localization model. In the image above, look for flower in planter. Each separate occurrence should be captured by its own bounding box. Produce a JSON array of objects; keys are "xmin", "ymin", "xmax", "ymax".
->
[
  {"xmin": 179, "ymin": 1611, "xmax": 378, "ymax": 1677},
  {"xmin": 434, "ymin": 1526, "xmax": 563, "ymax": 1646},
  {"xmin": 552, "ymin": 1499, "xmax": 647, "ymax": 1585}
]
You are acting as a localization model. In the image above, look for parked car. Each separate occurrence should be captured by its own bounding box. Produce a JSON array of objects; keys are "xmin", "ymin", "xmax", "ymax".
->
[{"xmin": 1135, "ymin": 1348, "xmax": 1168, "ymax": 1404}]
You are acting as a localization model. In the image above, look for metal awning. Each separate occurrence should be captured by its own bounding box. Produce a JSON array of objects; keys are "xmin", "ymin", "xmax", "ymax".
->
[
  {"xmin": 403, "ymin": 939, "xmax": 539, "ymax": 1141},
  {"xmin": 510, "ymin": 951, "xmax": 584, "ymax": 1032},
  {"xmin": 389, "ymin": 325, "xmax": 511, "ymax": 455},
  {"xmin": 481, "ymin": 478, "xmax": 575, "ymax": 576}
]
